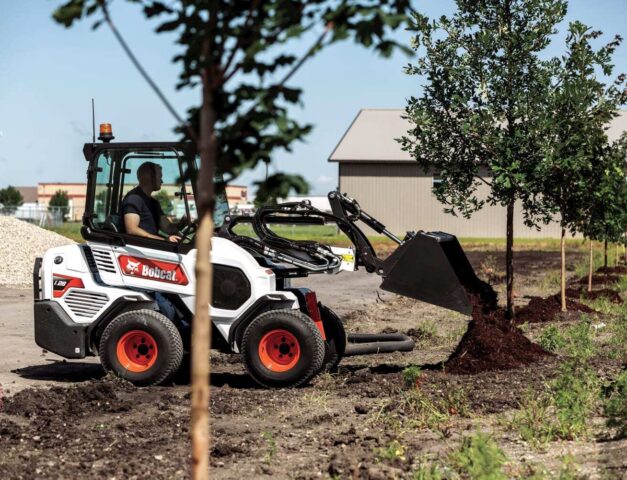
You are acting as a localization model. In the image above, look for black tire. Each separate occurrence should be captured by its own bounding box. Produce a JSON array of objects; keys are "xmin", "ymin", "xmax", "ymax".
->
[
  {"xmin": 99, "ymin": 309, "xmax": 184, "ymax": 386},
  {"xmin": 241, "ymin": 309, "xmax": 325, "ymax": 388},
  {"xmin": 319, "ymin": 303, "xmax": 347, "ymax": 373}
]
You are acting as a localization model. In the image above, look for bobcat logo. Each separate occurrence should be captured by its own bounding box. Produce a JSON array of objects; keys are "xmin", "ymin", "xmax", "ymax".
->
[{"xmin": 125, "ymin": 259, "xmax": 141, "ymax": 274}]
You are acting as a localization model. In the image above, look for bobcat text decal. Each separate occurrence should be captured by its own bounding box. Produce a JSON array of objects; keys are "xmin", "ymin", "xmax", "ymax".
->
[{"xmin": 118, "ymin": 255, "xmax": 189, "ymax": 285}]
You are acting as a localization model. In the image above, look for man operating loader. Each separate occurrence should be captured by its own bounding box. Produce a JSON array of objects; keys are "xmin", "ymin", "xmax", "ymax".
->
[{"xmin": 122, "ymin": 161, "xmax": 182, "ymax": 243}]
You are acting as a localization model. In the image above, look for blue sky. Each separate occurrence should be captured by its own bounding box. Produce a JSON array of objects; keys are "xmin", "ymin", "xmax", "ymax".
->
[{"xmin": 0, "ymin": 0, "xmax": 625, "ymax": 196}]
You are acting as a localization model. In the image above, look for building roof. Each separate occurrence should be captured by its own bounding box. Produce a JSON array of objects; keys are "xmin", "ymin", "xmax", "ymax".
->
[
  {"xmin": 15, "ymin": 186, "xmax": 38, "ymax": 203},
  {"xmin": 329, "ymin": 109, "xmax": 413, "ymax": 163},
  {"xmin": 329, "ymin": 109, "xmax": 627, "ymax": 163}
]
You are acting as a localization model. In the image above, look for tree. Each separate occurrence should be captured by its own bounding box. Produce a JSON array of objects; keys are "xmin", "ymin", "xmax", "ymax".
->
[
  {"xmin": 579, "ymin": 134, "xmax": 627, "ymax": 290},
  {"xmin": 401, "ymin": 0, "xmax": 565, "ymax": 318},
  {"xmin": 49, "ymin": 189, "xmax": 71, "ymax": 221},
  {"xmin": 53, "ymin": 1, "xmax": 414, "ymax": 477},
  {"xmin": 254, "ymin": 173, "xmax": 309, "ymax": 207},
  {"xmin": 0, "ymin": 186, "xmax": 24, "ymax": 213},
  {"xmin": 534, "ymin": 22, "xmax": 625, "ymax": 310}
]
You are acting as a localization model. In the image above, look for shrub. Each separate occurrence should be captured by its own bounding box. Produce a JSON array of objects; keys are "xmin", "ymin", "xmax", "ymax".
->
[
  {"xmin": 538, "ymin": 325, "xmax": 566, "ymax": 353},
  {"xmin": 402, "ymin": 366, "xmax": 423, "ymax": 389}
]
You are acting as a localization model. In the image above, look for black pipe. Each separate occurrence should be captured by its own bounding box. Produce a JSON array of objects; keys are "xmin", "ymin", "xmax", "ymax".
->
[{"xmin": 343, "ymin": 332, "xmax": 415, "ymax": 357}]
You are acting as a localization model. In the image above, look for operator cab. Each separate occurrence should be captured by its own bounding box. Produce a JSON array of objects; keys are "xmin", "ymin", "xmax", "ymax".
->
[{"xmin": 82, "ymin": 129, "xmax": 229, "ymax": 253}]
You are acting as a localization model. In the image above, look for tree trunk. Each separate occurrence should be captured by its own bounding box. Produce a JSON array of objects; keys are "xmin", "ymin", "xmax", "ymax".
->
[
  {"xmin": 506, "ymin": 200, "xmax": 515, "ymax": 320},
  {"xmin": 588, "ymin": 239, "xmax": 593, "ymax": 293},
  {"xmin": 191, "ymin": 69, "xmax": 218, "ymax": 480},
  {"xmin": 560, "ymin": 227, "xmax": 566, "ymax": 312},
  {"xmin": 604, "ymin": 239, "xmax": 608, "ymax": 268}
]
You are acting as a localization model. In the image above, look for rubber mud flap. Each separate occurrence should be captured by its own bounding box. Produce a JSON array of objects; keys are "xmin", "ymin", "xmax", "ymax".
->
[{"xmin": 380, "ymin": 232, "xmax": 474, "ymax": 315}]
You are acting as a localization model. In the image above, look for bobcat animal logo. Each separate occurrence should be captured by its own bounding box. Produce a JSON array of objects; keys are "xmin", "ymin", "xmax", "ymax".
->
[{"xmin": 125, "ymin": 259, "xmax": 141, "ymax": 275}]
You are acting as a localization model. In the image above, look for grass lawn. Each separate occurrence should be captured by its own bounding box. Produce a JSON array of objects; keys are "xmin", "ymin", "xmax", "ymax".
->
[{"xmin": 48, "ymin": 221, "xmax": 619, "ymax": 256}]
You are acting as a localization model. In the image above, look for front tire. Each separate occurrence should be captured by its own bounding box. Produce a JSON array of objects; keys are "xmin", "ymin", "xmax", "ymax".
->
[
  {"xmin": 242, "ymin": 309, "xmax": 325, "ymax": 388},
  {"xmin": 99, "ymin": 309, "xmax": 184, "ymax": 386}
]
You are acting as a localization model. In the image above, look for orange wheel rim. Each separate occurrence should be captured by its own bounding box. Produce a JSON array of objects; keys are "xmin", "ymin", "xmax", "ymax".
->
[
  {"xmin": 258, "ymin": 329, "xmax": 300, "ymax": 373},
  {"xmin": 116, "ymin": 330, "xmax": 158, "ymax": 373}
]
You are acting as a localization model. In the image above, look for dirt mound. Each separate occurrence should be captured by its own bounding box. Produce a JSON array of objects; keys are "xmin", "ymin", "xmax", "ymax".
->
[
  {"xmin": 574, "ymin": 274, "xmax": 621, "ymax": 285},
  {"xmin": 3, "ymin": 379, "xmax": 134, "ymax": 418},
  {"xmin": 596, "ymin": 266, "xmax": 627, "ymax": 274},
  {"xmin": 569, "ymin": 287, "xmax": 623, "ymax": 303},
  {"xmin": 515, "ymin": 292, "xmax": 596, "ymax": 324},
  {"xmin": 444, "ymin": 279, "xmax": 548, "ymax": 374}
]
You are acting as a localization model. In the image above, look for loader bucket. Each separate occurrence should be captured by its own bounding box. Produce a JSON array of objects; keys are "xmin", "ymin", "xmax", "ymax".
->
[{"xmin": 380, "ymin": 232, "xmax": 481, "ymax": 316}]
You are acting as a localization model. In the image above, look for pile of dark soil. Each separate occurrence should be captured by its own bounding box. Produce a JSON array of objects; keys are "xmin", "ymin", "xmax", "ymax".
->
[
  {"xmin": 574, "ymin": 274, "xmax": 621, "ymax": 285},
  {"xmin": 597, "ymin": 266, "xmax": 627, "ymax": 275},
  {"xmin": 514, "ymin": 291, "xmax": 598, "ymax": 324},
  {"xmin": 444, "ymin": 280, "xmax": 548, "ymax": 375},
  {"xmin": 569, "ymin": 287, "xmax": 623, "ymax": 304}
]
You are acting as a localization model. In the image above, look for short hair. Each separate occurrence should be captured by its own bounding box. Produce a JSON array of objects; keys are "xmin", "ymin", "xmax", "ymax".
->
[{"xmin": 136, "ymin": 161, "xmax": 161, "ymax": 181}]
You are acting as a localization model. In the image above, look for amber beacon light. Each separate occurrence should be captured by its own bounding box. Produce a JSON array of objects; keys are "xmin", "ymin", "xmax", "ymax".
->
[{"xmin": 98, "ymin": 123, "xmax": 114, "ymax": 143}]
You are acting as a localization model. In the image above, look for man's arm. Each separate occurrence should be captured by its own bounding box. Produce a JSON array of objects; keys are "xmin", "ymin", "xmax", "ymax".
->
[{"xmin": 124, "ymin": 213, "xmax": 164, "ymax": 240}]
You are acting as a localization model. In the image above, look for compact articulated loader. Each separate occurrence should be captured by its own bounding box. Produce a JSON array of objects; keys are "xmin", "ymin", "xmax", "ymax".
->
[{"xmin": 33, "ymin": 125, "xmax": 484, "ymax": 387}]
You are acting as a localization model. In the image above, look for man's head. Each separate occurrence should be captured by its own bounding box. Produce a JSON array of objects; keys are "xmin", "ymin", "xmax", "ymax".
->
[{"xmin": 137, "ymin": 162, "xmax": 163, "ymax": 193}]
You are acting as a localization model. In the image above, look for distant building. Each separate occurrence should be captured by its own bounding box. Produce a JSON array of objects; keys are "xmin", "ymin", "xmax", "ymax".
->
[
  {"xmin": 330, "ymin": 109, "xmax": 627, "ymax": 238},
  {"xmin": 36, "ymin": 182, "xmax": 248, "ymax": 222},
  {"xmin": 15, "ymin": 186, "xmax": 38, "ymax": 203}
]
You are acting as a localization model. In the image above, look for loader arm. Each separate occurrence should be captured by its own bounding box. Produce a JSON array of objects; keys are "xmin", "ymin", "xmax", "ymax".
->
[{"xmin": 219, "ymin": 191, "xmax": 490, "ymax": 315}]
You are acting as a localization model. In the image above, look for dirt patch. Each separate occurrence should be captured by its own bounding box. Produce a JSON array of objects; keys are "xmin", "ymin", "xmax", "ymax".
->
[{"xmin": 568, "ymin": 287, "xmax": 623, "ymax": 304}]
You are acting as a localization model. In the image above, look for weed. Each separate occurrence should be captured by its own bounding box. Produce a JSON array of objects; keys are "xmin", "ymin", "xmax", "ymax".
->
[
  {"xmin": 412, "ymin": 462, "xmax": 447, "ymax": 480},
  {"xmin": 261, "ymin": 431, "xmax": 277, "ymax": 464},
  {"xmin": 608, "ymin": 303, "xmax": 627, "ymax": 362},
  {"xmin": 449, "ymin": 432, "xmax": 508, "ymax": 480},
  {"xmin": 442, "ymin": 387, "xmax": 470, "ymax": 417},
  {"xmin": 376, "ymin": 439, "xmax": 406, "ymax": 463},
  {"xmin": 510, "ymin": 389, "xmax": 555, "ymax": 447},
  {"xmin": 604, "ymin": 370, "xmax": 627, "ymax": 439},
  {"xmin": 413, "ymin": 320, "xmax": 440, "ymax": 346},
  {"xmin": 538, "ymin": 325, "xmax": 566, "ymax": 353},
  {"xmin": 511, "ymin": 320, "xmax": 600, "ymax": 444},
  {"xmin": 540, "ymin": 270, "xmax": 561, "ymax": 292},
  {"xmin": 402, "ymin": 365, "xmax": 423, "ymax": 389}
]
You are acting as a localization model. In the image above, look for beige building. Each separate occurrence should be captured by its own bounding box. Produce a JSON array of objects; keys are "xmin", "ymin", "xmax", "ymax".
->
[{"xmin": 330, "ymin": 109, "xmax": 627, "ymax": 238}]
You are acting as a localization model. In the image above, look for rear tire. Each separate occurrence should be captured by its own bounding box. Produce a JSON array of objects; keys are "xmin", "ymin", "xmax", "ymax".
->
[
  {"xmin": 99, "ymin": 309, "xmax": 184, "ymax": 386},
  {"xmin": 319, "ymin": 303, "xmax": 347, "ymax": 373},
  {"xmin": 242, "ymin": 309, "xmax": 325, "ymax": 388}
]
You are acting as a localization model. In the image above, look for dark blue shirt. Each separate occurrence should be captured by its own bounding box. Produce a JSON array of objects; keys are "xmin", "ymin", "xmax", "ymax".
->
[{"xmin": 121, "ymin": 187, "xmax": 163, "ymax": 235}]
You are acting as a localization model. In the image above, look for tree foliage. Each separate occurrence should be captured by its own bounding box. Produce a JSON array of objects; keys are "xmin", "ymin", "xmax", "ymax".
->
[
  {"xmin": 0, "ymin": 186, "xmax": 24, "ymax": 211},
  {"xmin": 535, "ymin": 21, "xmax": 626, "ymax": 236},
  {"xmin": 53, "ymin": 0, "xmax": 414, "ymax": 199},
  {"xmin": 401, "ymin": 0, "xmax": 567, "ymax": 317},
  {"xmin": 254, "ymin": 173, "xmax": 309, "ymax": 206}
]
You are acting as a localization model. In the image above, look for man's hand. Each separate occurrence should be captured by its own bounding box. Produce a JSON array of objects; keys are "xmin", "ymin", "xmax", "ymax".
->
[{"xmin": 168, "ymin": 235, "xmax": 182, "ymax": 243}]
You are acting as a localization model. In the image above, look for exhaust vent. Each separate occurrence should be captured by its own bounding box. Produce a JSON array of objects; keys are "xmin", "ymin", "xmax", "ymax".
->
[
  {"xmin": 90, "ymin": 247, "xmax": 117, "ymax": 274},
  {"xmin": 64, "ymin": 290, "xmax": 109, "ymax": 318}
]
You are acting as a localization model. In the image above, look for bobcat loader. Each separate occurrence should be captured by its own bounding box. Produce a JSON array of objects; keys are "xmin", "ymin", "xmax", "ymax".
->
[{"xmin": 33, "ymin": 124, "xmax": 485, "ymax": 387}]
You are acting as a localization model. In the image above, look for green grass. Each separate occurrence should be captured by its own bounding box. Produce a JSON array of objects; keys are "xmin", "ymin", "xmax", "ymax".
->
[
  {"xmin": 47, "ymin": 222, "xmax": 83, "ymax": 242},
  {"xmin": 538, "ymin": 325, "xmax": 566, "ymax": 353},
  {"xmin": 604, "ymin": 370, "xmax": 627, "ymax": 439}
]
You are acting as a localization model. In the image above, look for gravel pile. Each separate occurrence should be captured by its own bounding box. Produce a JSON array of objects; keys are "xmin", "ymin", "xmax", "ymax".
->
[{"xmin": 0, "ymin": 216, "xmax": 75, "ymax": 288}]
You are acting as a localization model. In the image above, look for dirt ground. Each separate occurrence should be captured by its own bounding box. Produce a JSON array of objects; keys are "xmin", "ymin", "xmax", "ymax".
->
[{"xmin": 1, "ymin": 250, "xmax": 626, "ymax": 479}]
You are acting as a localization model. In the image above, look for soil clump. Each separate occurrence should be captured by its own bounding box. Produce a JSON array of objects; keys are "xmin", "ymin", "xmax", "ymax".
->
[
  {"xmin": 596, "ymin": 266, "xmax": 627, "ymax": 275},
  {"xmin": 515, "ymin": 292, "xmax": 598, "ymax": 324},
  {"xmin": 444, "ymin": 278, "xmax": 548, "ymax": 374}
]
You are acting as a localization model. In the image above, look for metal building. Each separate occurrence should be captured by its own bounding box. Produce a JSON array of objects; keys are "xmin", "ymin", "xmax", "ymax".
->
[{"xmin": 329, "ymin": 109, "xmax": 627, "ymax": 238}]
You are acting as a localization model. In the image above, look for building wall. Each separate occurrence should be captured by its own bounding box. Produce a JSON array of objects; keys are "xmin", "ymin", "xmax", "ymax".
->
[
  {"xmin": 38, "ymin": 183, "xmax": 87, "ymax": 221},
  {"xmin": 339, "ymin": 163, "xmax": 571, "ymax": 238}
]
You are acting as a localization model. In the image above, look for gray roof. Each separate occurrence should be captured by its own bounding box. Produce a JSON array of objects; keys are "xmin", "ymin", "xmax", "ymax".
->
[{"xmin": 329, "ymin": 109, "xmax": 627, "ymax": 163}]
